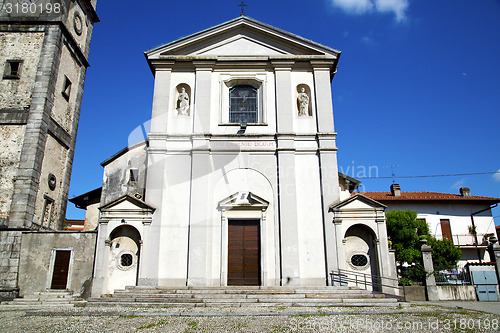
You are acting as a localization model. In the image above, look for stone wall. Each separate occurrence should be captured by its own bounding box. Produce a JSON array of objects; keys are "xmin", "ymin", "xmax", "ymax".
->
[
  {"xmin": 18, "ymin": 231, "xmax": 97, "ymax": 298},
  {"xmin": 32, "ymin": 134, "xmax": 69, "ymax": 229},
  {"xmin": 0, "ymin": 231, "xmax": 21, "ymax": 300},
  {"xmin": 50, "ymin": 43, "xmax": 82, "ymax": 133},
  {"xmin": 0, "ymin": 125, "xmax": 25, "ymax": 224},
  {"xmin": 0, "ymin": 32, "xmax": 44, "ymax": 110}
]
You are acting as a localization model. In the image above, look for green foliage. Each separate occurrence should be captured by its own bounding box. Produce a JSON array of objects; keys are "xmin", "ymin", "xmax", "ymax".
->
[
  {"xmin": 386, "ymin": 210, "xmax": 429, "ymax": 264},
  {"xmin": 386, "ymin": 209, "xmax": 461, "ymax": 283},
  {"xmin": 428, "ymin": 237, "xmax": 461, "ymax": 271}
]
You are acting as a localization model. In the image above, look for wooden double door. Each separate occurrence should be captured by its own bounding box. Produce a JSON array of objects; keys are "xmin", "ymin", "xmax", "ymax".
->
[{"xmin": 227, "ymin": 220, "xmax": 261, "ymax": 286}]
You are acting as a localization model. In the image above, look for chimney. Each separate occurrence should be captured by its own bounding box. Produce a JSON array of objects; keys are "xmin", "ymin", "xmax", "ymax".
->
[
  {"xmin": 460, "ymin": 187, "xmax": 471, "ymax": 197},
  {"xmin": 390, "ymin": 183, "xmax": 401, "ymax": 197}
]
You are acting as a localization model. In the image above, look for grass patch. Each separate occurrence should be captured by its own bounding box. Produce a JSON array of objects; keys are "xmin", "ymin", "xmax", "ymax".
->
[
  {"xmin": 138, "ymin": 318, "xmax": 168, "ymax": 330},
  {"xmin": 120, "ymin": 315, "xmax": 139, "ymax": 319}
]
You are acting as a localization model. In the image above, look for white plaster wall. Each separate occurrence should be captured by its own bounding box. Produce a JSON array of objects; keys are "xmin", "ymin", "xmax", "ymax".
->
[
  {"xmin": 295, "ymin": 153, "xmax": 326, "ymax": 284},
  {"xmin": 152, "ymin": 152, "xmax": 191, "ymax": 286},
  {"xmin": 436, "ymin": 285, "xmax": 477, "ymax": 301}
]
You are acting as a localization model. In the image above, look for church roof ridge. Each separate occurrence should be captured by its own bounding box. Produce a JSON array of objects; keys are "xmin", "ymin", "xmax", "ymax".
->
[{"xmin": 144, "ymin": 16, "xmax": 341, "ymax": 56}]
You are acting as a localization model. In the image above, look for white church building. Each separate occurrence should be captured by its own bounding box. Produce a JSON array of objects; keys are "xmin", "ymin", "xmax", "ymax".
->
[{"xmin": 90, "ymin": 16, "xmax": 396, "ymax": 296}]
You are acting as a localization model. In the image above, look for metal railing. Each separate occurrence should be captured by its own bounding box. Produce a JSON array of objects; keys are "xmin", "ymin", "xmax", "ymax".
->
[
  {"xmin": 434, "ymin": 271, "xmax": 471, "ymax": 285},
  {"xmin": 330, "ymin": 268, "xmax": 406, "ymax": 301},
  {"xmin": 448, "ymin": 233, "xmax": 491, "ymax": 247}
]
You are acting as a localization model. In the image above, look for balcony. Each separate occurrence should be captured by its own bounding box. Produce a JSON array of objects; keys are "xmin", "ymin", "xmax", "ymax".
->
[{"xmin": 446, "ymin": 233, "xmax": 494, "ymax": 247}]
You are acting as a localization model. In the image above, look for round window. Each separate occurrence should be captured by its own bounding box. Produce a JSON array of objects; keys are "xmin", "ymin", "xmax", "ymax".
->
[
  {"xmin": 351, "ymin": 254, "xmax": 368, "ymax": 267},
  {"xmin": 120, "ymin": 253, "xmax": 133, "ymax": 267}
]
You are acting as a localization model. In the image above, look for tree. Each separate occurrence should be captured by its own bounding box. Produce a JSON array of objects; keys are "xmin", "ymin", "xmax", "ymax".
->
[
  {"xmin": 428, "ymin": 237, "xmax": 461, "ymax": 271},
  {"xmin": 386, "ymin": 209, "xmax": 461, "ymax": 283}
]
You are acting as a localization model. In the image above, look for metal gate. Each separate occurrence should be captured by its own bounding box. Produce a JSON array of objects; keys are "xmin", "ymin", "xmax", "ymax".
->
[{"xmin": 471, "ymin": 270, "xmax": 499, "ymax": 301}]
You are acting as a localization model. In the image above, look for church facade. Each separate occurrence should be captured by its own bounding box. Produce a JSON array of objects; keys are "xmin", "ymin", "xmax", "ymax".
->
[{"xmin": 91, "ymin": 17, "xmax": 396, "ymax": 296}]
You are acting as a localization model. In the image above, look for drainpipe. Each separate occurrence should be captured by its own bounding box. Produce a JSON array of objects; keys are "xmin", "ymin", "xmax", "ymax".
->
[{"xmin": 471, "ymin": 203, "xmax": 498, "ymax": 263}]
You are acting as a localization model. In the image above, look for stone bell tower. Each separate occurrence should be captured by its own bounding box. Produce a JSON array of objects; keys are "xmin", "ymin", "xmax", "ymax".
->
[{"xmin": 0, "ymin": 0, "xmax": 98, "ymax": 299}]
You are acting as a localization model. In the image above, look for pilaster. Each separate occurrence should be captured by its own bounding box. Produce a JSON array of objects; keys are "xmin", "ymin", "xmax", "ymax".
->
[
  {"xmin": 272, "ymin": 60, "xmax": 294, "ymax": 133},
  {"xmin": 193, "ymin": 61, "xmax": 215, "ymax": 134},
  {"xmin": 150, "ymin": 63, "xmax": 174, "ymax": 133},
  {"xmin": 311, "ymin": 60, "xmax": 335, "ymax": 133}
]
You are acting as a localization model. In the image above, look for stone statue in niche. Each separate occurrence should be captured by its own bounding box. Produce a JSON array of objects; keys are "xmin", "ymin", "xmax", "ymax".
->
[
  {"xmin": 297, "ymin": 87, "xmax": 309, "ymax": 116},
  {"xmin": 177, "ymin": 87, "xmax": 190, "ymax": 115}
]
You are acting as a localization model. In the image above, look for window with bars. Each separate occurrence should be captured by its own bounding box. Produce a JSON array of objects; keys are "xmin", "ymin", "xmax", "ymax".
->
[
  {"xmin": 229, "ymin": 85, "xmax": 258, "ymax": 124},
  {"xmin": 351, "ymin": 254, "xmax": 368, "ymax": 267},
  {"xmin": 120, "ymin": 253, "xmax": 133, "ymax": 267}
]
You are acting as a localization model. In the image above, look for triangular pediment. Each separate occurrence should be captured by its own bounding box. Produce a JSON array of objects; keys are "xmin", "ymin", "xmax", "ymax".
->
[
  {"xmin": 146, "ymin": 16, "xmax": 340, "ymax": 59},
  {"xmin": 100, "ymin": 194, "xmax": 155, "ymax": 213},
  {"xmin": 330, "ymin": 194, "xmax": 386, "ymax": 212},
  {"xmin": 196, "ymin": 35, "xmax": 287, "ymax": 56},
  {"xmin": 219, "ymin": 191, "xmax": 269, "ymax": 210}
]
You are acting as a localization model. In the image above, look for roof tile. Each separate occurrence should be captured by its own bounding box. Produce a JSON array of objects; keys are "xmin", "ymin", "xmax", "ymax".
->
[{"xmin": 361, "ymin": 191, "xmax": 500, "ymax": 202}]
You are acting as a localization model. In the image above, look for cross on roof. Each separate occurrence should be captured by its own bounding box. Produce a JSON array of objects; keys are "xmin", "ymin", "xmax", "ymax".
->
[{"xmin": 237, "ymin": 1, "xmax": 248, "ymax": 16}]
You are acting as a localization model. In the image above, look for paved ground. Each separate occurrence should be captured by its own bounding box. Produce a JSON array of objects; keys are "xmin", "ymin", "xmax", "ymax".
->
[
  {"xmin": 1, "ymin": 303, "xmax": 500, "ymax": 332},
  {"xmin": 413, "ymin": 301, "xmax": 500, "ymax": 316}
]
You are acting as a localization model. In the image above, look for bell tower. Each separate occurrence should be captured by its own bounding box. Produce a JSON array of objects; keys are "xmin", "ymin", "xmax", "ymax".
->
[{"xmin": 0, "ymin": 0, "xmax": 98, "ymax": 299}]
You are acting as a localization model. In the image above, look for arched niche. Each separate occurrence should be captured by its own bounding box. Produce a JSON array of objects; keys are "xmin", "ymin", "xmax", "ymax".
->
[
  {"xmin": 296, "ymin": 84, "xmax": 312, "ymax": 116},
  {"xmin": 106, "ymin": 225, "xmax": 142, "ymax": 293},
  {"xmin": 344, "ymin": 224, "xmax": 380, "ymax": 291},
  {"xmin": 175, "ymin": 83, "xmax": 191, "ymax": 116}
]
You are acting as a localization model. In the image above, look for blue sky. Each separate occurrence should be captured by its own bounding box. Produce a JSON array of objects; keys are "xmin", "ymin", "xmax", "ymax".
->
[{"xmin": 66, "ymin": 0, "xmax": 500, "ymax": 221}]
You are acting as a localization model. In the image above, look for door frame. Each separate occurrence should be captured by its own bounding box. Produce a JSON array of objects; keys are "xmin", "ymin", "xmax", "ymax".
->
[
  {"xmin": 46, "ymin": 248, "xmax": 74, "ymax": 290},
  {"xmin": 221, "ymin": 216, "xmax": 265, "ymax": 286}
]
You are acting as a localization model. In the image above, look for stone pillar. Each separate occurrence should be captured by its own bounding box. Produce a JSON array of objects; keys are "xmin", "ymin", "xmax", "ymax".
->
[
  {"xmin": 91, "ymin": 220, "xmax": 109, "ymax": 296},
  {"xmin": 421, "ymin": 241, "xmax": 438, "ymax": 301},
  {"xmin": 388, "ymin": 249, "xmax": 399, "ymax": 296}
]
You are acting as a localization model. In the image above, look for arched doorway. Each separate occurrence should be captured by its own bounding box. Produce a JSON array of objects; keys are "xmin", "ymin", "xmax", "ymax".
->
[
  {"xmin": 107, "ymin": 225, "xmax": 141, "ymax": 293},
  {"xmin": 344, "ymin": 224, "xmax": 379, "ymax": 291}
]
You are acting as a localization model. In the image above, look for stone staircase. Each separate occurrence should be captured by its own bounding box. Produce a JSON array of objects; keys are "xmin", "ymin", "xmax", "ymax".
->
[
  {"xmin": 0, "ymin": 290, "xmax": 84, "ymax": 308},
  {"xmin": 87, "ymin": 286, "xmax": 402, "ymax": 308}
]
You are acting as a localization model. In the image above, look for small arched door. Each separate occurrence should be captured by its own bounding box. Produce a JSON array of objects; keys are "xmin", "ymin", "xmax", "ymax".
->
[{"xmin": 107, "ymin": 225, "xmax": 141, "ymax": 293}]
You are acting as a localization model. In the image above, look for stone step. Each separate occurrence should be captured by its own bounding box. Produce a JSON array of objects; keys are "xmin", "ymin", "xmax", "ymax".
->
[
  {"xmin": 115, "ymin": 288, "xmax": 374, "ymax": 296},
  {"xmin": 85, "ymin": 300, "xmax": 401, "ymax": 308},
  {"xmin": 87, "ymin": 286, "xmax": 401, "ymax": 308}
]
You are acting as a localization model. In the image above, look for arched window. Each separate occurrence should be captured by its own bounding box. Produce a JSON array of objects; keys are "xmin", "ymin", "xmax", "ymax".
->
[{"xmin": 229, "ymin": 85, "xmax": 258, "ymax": 123}]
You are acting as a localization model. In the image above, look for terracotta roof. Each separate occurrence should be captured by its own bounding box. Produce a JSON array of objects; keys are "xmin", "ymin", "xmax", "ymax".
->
[{"xmin": 360, "ymin": 191, "xmax": 500, "ymax": 202}]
